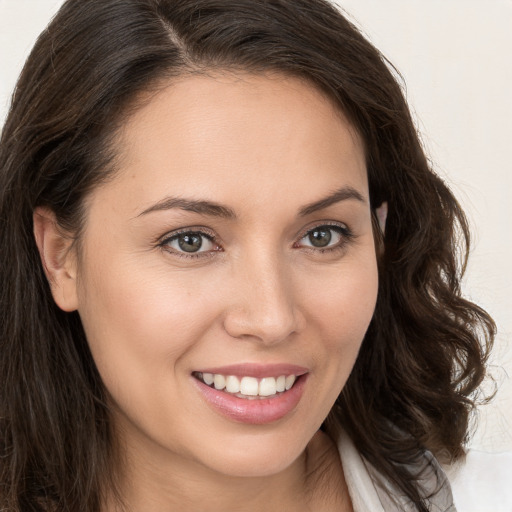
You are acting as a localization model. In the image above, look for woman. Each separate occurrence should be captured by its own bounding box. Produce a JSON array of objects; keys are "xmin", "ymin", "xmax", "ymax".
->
[{"xmin": 0, "ymin": 0, "xmax": 495, "ymax": 510}]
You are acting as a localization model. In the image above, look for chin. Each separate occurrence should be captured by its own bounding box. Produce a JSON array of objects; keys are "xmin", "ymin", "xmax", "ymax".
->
[
  {"xmin": 191, "ymin": 429, "xmax": 310, "ymax": 479},
  {"xmin": 205, "ymin": 451, "xmax": 301, "ymax": 479}
]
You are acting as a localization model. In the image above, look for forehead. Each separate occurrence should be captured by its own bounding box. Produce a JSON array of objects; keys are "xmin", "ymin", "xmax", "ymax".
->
[{"xmin": 94, "ymin": 72, "xmax": 368, "ymax": 217}]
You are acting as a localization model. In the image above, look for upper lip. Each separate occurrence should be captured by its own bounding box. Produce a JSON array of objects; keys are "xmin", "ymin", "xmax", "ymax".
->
[{"xmin": 193, "ymin": 363, "xmax": 308, "ymax": 379}]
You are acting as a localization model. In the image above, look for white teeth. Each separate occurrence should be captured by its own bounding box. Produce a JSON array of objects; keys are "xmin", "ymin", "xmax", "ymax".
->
[
  {"xmin": 225, "ymin": 375, "xmax": 240, "ymax": 393},
  {"xmin": 197, "ymin": 372, "xmax": 299, "ymax": 398},
  {"xmin": 259, "ymin": 377, "xmax": 276, "ymax": 396},
  {"xmin": 285, "ymin": 375, "xmax": 296, "ymax": 390},
  {"xmin": 240, "ymin": 376, "xmax": 259, "ymax": 396},
  {"xmin": 202, "ymin": 373, "xmax": 214, "ymax": 385},
  {"xmin": 213, "ymin": 374, "xmax": 226, "ymax": 390}
]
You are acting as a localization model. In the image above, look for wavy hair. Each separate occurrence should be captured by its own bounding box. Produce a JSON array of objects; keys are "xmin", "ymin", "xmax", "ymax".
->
[{"xmin": 0, "ymin": 0, "xmax": 495, "ymax": 510}]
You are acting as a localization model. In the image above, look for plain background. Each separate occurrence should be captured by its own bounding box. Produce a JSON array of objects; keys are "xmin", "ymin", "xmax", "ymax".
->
[{"xmin": 1, "ymin": 0, "xmax": 511, "ymax": 509}]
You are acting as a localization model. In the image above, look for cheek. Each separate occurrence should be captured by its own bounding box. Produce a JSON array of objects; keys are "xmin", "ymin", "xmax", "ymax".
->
[
  {"xmin": 75, "ymin": 256, "xmax": 219, "ymax": 391},
  {"xmin": 75, "ymin": 260, "xmax": 226, "ymax": 447},
  {"xmin": 301, "ymin": 253, "xmax": 378, "ymax": 379},
  {"xmin": 306, "ymin": 256, "xmax": 378, "ymax": 337}
]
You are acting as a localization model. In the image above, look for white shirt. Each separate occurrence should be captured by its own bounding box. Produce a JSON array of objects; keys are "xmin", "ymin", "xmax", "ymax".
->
[{"xmin": 337, "ymin": 429, "xmax": 456, "ymax": 511}]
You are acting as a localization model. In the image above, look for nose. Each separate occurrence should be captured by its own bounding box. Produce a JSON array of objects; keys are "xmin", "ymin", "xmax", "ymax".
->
[{"xmin": 222, "ymin": 252, "xmax": 305, "ymax": 345}]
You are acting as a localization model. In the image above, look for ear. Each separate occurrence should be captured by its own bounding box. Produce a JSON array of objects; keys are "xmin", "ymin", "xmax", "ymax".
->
[
  {"xmin": 33, "ymin": 207, "xmax": 78, "ymax": 312},
  {"xmin": 375, "ymin": 201, "xmax": 388, "ymax": 234}
]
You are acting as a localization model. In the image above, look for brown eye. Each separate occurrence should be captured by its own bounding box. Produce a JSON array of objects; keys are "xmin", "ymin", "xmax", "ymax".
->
[
  {"xmin": 308, "ymin": 228, "xmax": 332, "ymax": 248},
  {"xmin": 178, "ymin": 233, "xmax": 203, "ymax": 252},
  {"xmin": 162, "ymin": 231, "xmax": 218, "ymax": 255},
  {"xmin": 298, "ymin": 225, "xmax": 350, "ymax": 250}
]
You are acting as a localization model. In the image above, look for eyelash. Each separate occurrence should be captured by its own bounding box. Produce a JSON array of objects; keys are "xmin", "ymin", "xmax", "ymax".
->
[
  {"xmin": 158, "ymin": 223, "xmax": 354, "ymax": 259},
  {"xmin": 158, "ymin": 228, "xmax": 221, "ymax": 260},
  {"xmin": 295, "ymin": 223, "xmax": 354, "ymax": 254}
]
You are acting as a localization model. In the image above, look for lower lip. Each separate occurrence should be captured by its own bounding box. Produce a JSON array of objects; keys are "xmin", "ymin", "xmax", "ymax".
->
[{"xmin": 193, "ymin": 375, "xmax": 308, "ymax": 424}]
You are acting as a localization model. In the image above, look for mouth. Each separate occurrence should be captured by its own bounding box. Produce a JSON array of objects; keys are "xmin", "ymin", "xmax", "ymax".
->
[
  {"xmin": 191, "ymin": 366, "xmax": 309, "ymax": 424},
  {"xmin": 192, "ymin": 371, "xmax": 299, "ymax": 400}
]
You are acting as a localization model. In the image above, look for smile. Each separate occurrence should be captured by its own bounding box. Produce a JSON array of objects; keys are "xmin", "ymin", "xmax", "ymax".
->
[
  {"xmin": 193, "ymin": 372, "xmax": 297, "ymax": 399},
  {"xmin": 192, "ymin": 365, "xmax": 309, "ymax": 424}
]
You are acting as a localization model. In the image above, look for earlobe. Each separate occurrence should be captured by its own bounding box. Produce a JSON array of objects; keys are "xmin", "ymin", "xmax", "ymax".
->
[
  {"xmin": 375, "ymin": 201, "xmax": 388, "ymax": 234},
  {"xmin": 33, "ymin": 207, "xmax": 79, "ymax": 312}
]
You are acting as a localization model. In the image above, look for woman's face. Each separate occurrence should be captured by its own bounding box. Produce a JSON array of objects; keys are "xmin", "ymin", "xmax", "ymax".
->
[{"xmin": 73, "ymin": 73, "xmax": 378, "ymax": 477}]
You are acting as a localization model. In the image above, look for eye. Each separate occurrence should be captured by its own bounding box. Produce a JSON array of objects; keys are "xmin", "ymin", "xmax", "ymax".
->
[
  {"xmin": 297, "ymin": 224, "xmax": 351, "ymax": 250},
  {"xmin": 160, "ymin": 230, "xmax": 220, "ymax": 255}
]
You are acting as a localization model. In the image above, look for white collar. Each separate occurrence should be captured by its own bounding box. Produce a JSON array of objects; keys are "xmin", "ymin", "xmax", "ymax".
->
[
  {"xmin": 337, "ymin": 429, "xmax": 457, "ymax": 512},
  {"xmin": 337, "ymin": 429, "xmax": 387, "ymax": 512}
]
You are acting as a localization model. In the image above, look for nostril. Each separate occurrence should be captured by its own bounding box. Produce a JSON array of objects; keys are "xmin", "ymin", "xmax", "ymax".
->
[{"xmin": 222, "ymin": 310, "xmax": 301, "ymax": 344}]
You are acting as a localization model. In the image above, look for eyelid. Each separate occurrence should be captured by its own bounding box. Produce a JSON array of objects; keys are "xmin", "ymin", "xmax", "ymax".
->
[
  {"xmin": 158, "ymin": 227, "xmax": 223, "ymax": 257},
  {"xmin": 156, "ymin": 221, "xmax": 354, "ymax": 258},
  {"xmin": 295, "ymin": 221, "xmax": 351, "ymax": 240},
  {"xmin": 294, "ymin": 221, "xmax": 354, "ymax": 250}
]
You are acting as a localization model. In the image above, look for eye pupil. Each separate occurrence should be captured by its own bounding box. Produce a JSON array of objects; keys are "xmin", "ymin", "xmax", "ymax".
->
[
  {"xmin": 309, "ymin": 228, "xmax": 332, "ymax": 247},
  {"xmin": 178, "ymin": 233, "xmax": 203, "ymax": 252}
]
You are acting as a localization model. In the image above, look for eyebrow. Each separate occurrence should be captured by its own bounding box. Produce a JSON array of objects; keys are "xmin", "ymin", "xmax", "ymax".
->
[
  {"xmin": 137, "ymin": 185, "xmax": 366, "ymax": 219},
  {"xmin": 138, "ymin": 197, "xmax": 236, "ymax": 219},
  {"xmin": 298, "ymin": 186, "xmax": 366, "ymax": 216}
]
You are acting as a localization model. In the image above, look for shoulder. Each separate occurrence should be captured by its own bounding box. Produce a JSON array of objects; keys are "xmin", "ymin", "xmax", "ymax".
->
[{"xmin": 336, "ymin": 429, "xmax": 457, "ymax": 512}]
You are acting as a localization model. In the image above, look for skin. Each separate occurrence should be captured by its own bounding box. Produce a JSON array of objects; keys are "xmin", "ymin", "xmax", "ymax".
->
[{"xmin": 35, "ymin": 72, "xmax": 380, "ymax": 511}]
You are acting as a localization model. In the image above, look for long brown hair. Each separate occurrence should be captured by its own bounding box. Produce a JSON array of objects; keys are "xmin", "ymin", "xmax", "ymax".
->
[{"xmin": 0, "ymin": 0, "xmax": 495, "ymax": 510}]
